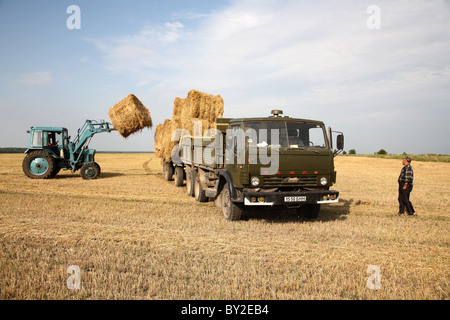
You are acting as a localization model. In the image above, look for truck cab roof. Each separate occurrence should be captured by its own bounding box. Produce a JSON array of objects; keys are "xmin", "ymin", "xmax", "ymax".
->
[{"xmin": 216, "ymin": 115, "xmax": 324, "ymax": 127}]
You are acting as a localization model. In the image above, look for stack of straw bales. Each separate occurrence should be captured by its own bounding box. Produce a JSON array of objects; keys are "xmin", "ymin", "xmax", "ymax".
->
[
  {"xmin": 108, "ymin": 94, "xmax": 152, "ymax": 138},
  {"xmin": 154, "ymin": 90, "xmax": 224, "ymax": 162}
]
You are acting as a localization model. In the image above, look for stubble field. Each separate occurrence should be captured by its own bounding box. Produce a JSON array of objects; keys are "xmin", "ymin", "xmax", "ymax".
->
[{"xmin": 0, "ymin": 153, "xmax": 448, "ymax": 300}]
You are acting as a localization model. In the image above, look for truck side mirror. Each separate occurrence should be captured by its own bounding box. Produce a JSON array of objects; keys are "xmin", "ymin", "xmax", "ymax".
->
[
  {"xmin": 328, "ymin": 127, "xmax": 333, "ymax": 150},
  {"xmin": 337, "ymin": 134, "xmax": 344, "ymax": 150}
]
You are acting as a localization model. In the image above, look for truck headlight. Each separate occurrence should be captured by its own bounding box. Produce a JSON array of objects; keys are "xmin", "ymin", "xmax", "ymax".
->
[
  {"xmin": 251, "ymin": 177, "xmax": 260, "ymax": 187},
  {"xmin": 320, "ymin": 177, "xmax": 328, "ymax": 186}
]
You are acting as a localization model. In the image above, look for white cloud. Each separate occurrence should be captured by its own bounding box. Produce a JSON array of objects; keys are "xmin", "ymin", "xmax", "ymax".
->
[
  {"xmin": 15, "ymin": 70, "xmax": 53, "ymax": 86},
  {"xmin": 86, "ymin": 21, "xmax": 192, "ymax": 85}
]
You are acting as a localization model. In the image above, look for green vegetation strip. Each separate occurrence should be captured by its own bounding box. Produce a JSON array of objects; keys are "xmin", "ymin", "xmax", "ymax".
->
[{"xmin": 341, "ymin": 154, "xmax": 450, "ymax": 163}]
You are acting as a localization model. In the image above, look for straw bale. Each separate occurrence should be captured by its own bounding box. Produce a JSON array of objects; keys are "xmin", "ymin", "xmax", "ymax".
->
[
  {"xmin": 154, "ymin": 89, "xmax": 224, "ymax": 161},
  {"xmin": 108, "ymin": 94, "xmax": 152, "ymax": 138},
  {"xmin": 154, "ymin": 121, "xmax": 167, "ymax": 159}
]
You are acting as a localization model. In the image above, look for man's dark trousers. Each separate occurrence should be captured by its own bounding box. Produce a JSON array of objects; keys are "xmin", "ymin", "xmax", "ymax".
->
[{"xmin": 398, "ymin": 183, "xmax": 415, "ymax": 215}]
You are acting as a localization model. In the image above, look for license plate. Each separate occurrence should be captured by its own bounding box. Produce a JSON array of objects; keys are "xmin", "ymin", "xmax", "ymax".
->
[{"xmin": 284, "ymin": 196, "xmax": 306, "ymax": 202}]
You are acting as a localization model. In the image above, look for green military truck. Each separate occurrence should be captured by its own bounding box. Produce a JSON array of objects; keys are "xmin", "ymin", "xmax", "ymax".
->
[{"xmin": 163, "ymin": 110, "xmax": 344, "ymax": 221}]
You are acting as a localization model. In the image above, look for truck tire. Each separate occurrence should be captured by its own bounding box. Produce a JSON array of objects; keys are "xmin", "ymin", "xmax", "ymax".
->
[
  {"xmin": 163, "ymin": 162, "xmax": 174, "ymax": 181},
  {"xmin": 174, "ymin": 166, "xmax": 184, "ymax": 187},
  {"xmin": 214, "ymin": 189, "xmax": 223, "ymax": 208},
  {"xmin": 22, "ymin": 150, "xmax": 55, "ymax": 179},
  {"xmin": 194, "ymin": 173, "xmax": 208, "ymax": 203},
  {"xmin": 222, "ymin": 183, "xmax": 243, "ymax": 221},
  {"xmin": 80, "ymin": 162, "xmax": 101, "ymax": 180},
  {"xmin": 297, "ymin": 204, "xmax": 320, "ymax": 220},
  {"xmin": 186, "ymin": 169, "xmax": 195, "ymax": 197}
]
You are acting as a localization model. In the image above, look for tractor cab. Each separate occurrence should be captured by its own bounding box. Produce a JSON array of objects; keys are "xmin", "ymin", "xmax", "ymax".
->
[{"xmin": 26, "ymin": 127, "xmax": 69, "ymax": 158}]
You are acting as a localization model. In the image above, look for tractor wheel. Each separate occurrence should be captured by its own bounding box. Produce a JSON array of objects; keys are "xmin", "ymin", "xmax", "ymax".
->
[
  {"xmin": 174, "ymin": 166, "xmax": 184, "ymax": 187},
  {"xmin": 80, "ymin": 162, "xmax": 101, "ymax": 180},
  {"xmin": 50, "ymin": 165, "xmax": 61, "ymax": 177},
  {"xmin": 221, "ymin": 183, "xmax": 243, "ymax": 221},
  {"xmin": 186, "ymin": 169, "xmax": 195, "ymax": 197},
  {"xmin": 297, "ymin": 204, "xmax": 320, "ymax": 220},
  {"xmin": 22, "ymin": 150, "xmax": 55, "ymax": 179},
  {"xmin": 194, "ymin": 173, "xmax": 208, "ymax": 203}
]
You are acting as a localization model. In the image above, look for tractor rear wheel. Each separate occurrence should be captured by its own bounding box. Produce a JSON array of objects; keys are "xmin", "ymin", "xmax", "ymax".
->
[
  {"xmin": 22, "ymin": 150, "xmax": 55, "ymax": 179},
  {"xmin": 80, "ymin": 162, "xmax": 101, "ymax": 180}
]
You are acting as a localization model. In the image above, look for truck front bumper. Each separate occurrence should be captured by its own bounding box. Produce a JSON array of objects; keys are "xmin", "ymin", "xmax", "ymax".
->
[{"xmin": 242, "ymin": 190, "xmax": 339, "ymax": 206}]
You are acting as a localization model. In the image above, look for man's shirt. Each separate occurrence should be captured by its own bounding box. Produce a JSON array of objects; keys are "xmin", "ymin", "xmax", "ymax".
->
[{"xmin": 398, "ymin": 164, "xmax": 414, "ymax": 185}]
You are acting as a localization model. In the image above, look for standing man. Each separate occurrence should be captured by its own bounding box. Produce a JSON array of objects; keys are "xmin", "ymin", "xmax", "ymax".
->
[{"xmin": 397, "ymin": 157, "xmax": 416, "ymax": 216}]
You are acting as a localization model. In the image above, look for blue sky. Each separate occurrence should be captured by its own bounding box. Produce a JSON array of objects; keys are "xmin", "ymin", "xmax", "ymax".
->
[{"xmin": 1, "ymin": 0, "xmax": 449, "ymax": 154}]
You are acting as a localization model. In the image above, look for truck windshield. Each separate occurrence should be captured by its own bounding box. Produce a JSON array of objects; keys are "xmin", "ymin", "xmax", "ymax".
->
[{"xmin": 245, "ymin": 121, "xmax": 327, "ymax": 149}]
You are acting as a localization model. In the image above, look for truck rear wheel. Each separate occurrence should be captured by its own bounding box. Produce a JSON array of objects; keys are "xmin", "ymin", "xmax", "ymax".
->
[
  {"xmin": 194, "ymin": 173, "xmax": 208, "ymax": 203},
  {"xmin": 22, "ymin": 150, "xmax": 55, "ymax": 179},
  {"xmin": 163, "ymin": 162, "xmax": 174, "ymax": 181},
  {"xmin": 222, "ymin": 183, "xmax": 243, "ymax": 221},
  {"xmin": 186, "ymin": 169, "xmax": 195, "ymax": 197},
  {"xmin": 297, "ymin": 204, "xmax": 320, "ymax": 219},
  {"xmin": 174, "ymin": 166, "xmax": 184, "ymax": 187},
  {"xmin": 80, "ymin": 162, "xmax": 101, "ymax": 180}
]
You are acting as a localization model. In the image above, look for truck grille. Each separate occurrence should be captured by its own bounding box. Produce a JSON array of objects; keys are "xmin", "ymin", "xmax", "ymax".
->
[{"xmin": 264, "ymin": 176, "xmax": 317, "ymax": 187}]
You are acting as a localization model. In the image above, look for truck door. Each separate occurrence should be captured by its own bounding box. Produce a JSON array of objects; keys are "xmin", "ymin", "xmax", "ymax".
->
[{"xmin": 225, "ymin": 125, "xmax": 245, "ymax": 187}]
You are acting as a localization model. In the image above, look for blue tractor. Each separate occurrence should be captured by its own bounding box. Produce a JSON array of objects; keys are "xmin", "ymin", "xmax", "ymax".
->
[{"xmin": 23, "ymin": 120, "xmax": 115, "ymax": 179}]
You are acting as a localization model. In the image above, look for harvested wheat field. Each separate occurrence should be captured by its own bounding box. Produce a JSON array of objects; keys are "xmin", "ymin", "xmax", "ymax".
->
[{"xmin": 0, "ymin": 153, "xmax": 448, "ymax": 300}]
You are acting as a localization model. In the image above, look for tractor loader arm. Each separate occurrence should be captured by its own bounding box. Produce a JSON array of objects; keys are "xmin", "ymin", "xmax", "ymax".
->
[{"xmin": 72, "ymin": 120, "xmax": 115, "ymax": 153}]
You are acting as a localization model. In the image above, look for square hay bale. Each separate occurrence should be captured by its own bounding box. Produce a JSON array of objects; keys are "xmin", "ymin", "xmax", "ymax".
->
[
  {"xmin": 154, "ymin": 118, "xmax": 183, "ymax": 162},
  {"xmin": 173, "ymin": 90, "xmax": 224, "ymax": 124},
  {"xmin": 108, "ymin": 94, "xmax": 152, "ymax": 138},
  {"xmin": 154, "ymin": 89, "xmax": 224, "ymax": 161}
]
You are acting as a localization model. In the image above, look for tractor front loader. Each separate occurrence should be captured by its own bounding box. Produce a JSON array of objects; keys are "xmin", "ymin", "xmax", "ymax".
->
[{"xmin": 23, "ymin": 120, "xmax": 115, "ymax": 180}]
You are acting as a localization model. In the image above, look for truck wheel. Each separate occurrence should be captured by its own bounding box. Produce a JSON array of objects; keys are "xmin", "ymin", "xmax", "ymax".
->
[
  {"xmin": 297, "ymin": 204, "xmax": 320, "ymax": 219},
  {"xmin": 174, "ymin": 166, "xmax": 184, "ymax": 187},
  {"xmin": 222, "ymin": 183, "xmax": 243, "ymax": 221},
  {"xmin": 214, "ymin": 189, "xmax": 223, "ymax": 208},
  {"xmin": 163, "ymin": 162, "xmax": 174, "ymax": 181},
  {"xmin": 186, "ymin": 169, "xmax": 195, "ymax": 197},
  {"xmin": 194, "ymin": 173, "xmax": 208, "ymax": 203},
  {"xmin": 22, "ymin": 150, "xmax": 55, "ymax": 179},
  {"xmin": 80, "ymin": 162, "xmax": 100, "ymax": 180}
]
